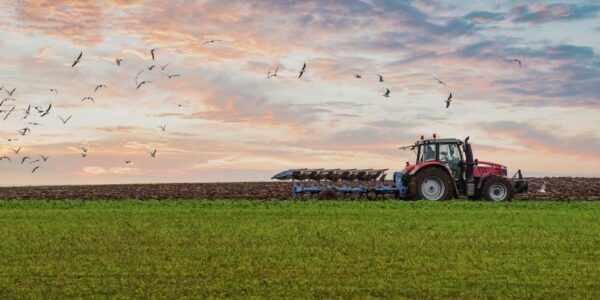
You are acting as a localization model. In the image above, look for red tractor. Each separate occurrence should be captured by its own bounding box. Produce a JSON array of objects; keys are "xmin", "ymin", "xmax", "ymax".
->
[{"xmin": 400, "ymin": 136, "xmax": 528, "ymax": 201}]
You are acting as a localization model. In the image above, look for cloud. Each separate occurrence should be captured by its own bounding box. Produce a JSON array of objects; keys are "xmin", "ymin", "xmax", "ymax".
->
[
  {"xmin": 512, "ymin": 3, "xmax": 600, "ymax": 23},
  {"xmin": 464, "ymin": 11, "xmax": 505, "ymax": 24},
  {"xmin": 480, "ymin": 121, "xmax": 600, "ymax": 159}
]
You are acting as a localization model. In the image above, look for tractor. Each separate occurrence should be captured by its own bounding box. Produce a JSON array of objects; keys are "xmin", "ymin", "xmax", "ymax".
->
[
  {"xmin": 399, "ymin": 135, "xmax": 528, "ymax": 201},
  {"xmin": 272, "ymin": 136, "xmax": 528, "ymax": 201}
]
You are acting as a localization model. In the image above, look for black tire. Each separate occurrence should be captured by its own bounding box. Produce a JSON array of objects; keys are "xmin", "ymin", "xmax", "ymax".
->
[
  {"xmin": 409, "ymin": 167, "xmax": 453, "ymax": 201},
  {"xmin": 481, "ymin": 176, "xmax": 514, "ymax": 202}
]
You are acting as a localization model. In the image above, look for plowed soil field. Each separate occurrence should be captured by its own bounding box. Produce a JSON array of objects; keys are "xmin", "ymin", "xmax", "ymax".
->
[{"xmin": 1, "ymin": 177, "xmax": 598, "ymax": 200}]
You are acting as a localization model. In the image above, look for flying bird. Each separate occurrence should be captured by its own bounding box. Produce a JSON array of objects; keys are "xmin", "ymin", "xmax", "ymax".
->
[
  {"xmin": 28, "ymin": 122, "xmax": 43, "ymax": 126},
  {"xmin": 173, "ymin": 103, "xmax": 184, "ymax": 107},
  {"xmin": 435, "ymin": 77, "xmax": 448, "ymax": 87},
  {"xmin": 5, "ymin": 87, "xmax": 16, "ymax": 96},
  {"xmin": 298, "ymin": 63, "xmax": 306, "ymax": 79},
  {"xmin": 11, "ymin": 147, "xmax": 21, "ymax": 154},
  {"xmin": 355, "ymin": 74, "xmax": 362, "ymax": 78},
  {"xmin": 147, "ymin": 64, "xmax": 157, "ymax": 70},
  {"xmin": 509, "ymin": 58, "xmax": 522, "ymax": 68},
  {"xmin": 164, "ymin": 73, "xmax": 181, "ymax": 79},
  {"xmin": 81, "ymin": 97, "xmax": 94, "ymax": 103},
  {"xmin": 158, "ymin": 124, "xmax": 167, "ymax": 131},
  {"xmin": 160, "ymin": 63, "xmax": 169, "ymax": 70},
  {"xmin": 40, "ymin": 104, "xmax": 52, "ymax": 117},
  {"xmin": 0, "ymin": 156, "xmax": 11, "ymax": 162},
  {"xmin": 116, "ymin": 57, "xmax": 123, "ymax": 66},
  {"xmin": 29, "ymin": 159, "xmax": 40, "ymax": 164},
  {"xmin": 80, "ymin": 153, "xmax": 88, "ymax": 158},
  {"xmin": 50, "ymin": 88, "xmax": 59, "ymax": 94},
  {"xmin": 58, "ymin": 115, "xmax": 72, "ymax": 124},
  {"xmin": 125, "ymin": 160, "xmax": 132, "ymax": 164},
  {"xmin": 203, "ymin": 39, "xmax": 222, "ymax": 44},
  {"xmin": 80, "ymin": 147, "xmax": 88, "ymax": 153},
  {"xmin": 137, "ymin": 81, "xmax": 151, "ymax": 90},
  {"xmin": 18, "ymin": 127, "xmax": 31, "ymax": 136},
  {"xmin": 376, "ymin": 74, "xmax": 384, "ymax": 82},
  {"xmin": 383, "ymin": 88, "xmax": 390, "ymax": 97},
  {"xmin": 94, "ymin": 84, "xmax": 107, "ymax": 92},
  {"xmin": 71, "ymin": 51, "xmax": 82, "ymax": 67},
  {"xmin": 3, "ymin": 106, "xmax": 15, "ymax": 120},
  {"xmin": 150, "ymin": 48, "xmax": 157, "ymax": 61},
  {"xmin": 445, "ymin": 93, "xmax": 453, "ymax": 108},
  {"xmin": 538, "ymin": 181, "xmax": 547, "ymax": 193},
  {"xmin": 41, "ymin": 155, "xmax": 49, "ymax": 162},
  {"xmin": 149, "ymin": 149, "xmax": 157, "ymax": 157},
  {"xmin": 21, "ymin": 156, "xmax": 30, "ymax": 164},
  {"xmin": 31, "ymin": 166, "xmax": 40, "ymax": 174}
]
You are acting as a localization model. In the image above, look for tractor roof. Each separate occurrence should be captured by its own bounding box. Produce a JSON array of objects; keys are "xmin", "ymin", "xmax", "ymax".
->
[{"xmin": 399, "ymin": 138, "xmax": 463, "ymax": 150}]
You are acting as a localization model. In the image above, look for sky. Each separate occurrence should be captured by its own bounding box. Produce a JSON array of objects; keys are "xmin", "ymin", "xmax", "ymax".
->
[{"xmin": 0, "ymin": 0, "xmax": 599, "ymax": 186}]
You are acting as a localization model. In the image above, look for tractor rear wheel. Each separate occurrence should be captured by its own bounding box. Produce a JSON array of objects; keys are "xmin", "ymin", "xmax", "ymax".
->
[
  {"xmin": 481, "ymin": 176, "xmax": 514, "ymax": 202},
  {"xmin": 409, "ymin": 167, "xmax": 453, "ymax": 201}
]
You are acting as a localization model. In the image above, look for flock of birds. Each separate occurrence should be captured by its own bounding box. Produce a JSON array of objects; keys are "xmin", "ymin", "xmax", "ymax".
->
[
  {"xmin": 0, "ymin": 38, "xmax": 527, "ymax": 178},
  {"xmin": 0, "ymin": 43, "xmax": 195, "ymax": 174}
]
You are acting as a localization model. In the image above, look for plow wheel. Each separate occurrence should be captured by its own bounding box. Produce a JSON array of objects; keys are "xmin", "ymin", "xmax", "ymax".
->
[
  {"xmin": 481, "ymin": 176, "xmax": 514, "ymax": 202},
  {"xmin": 409, "ymin": 167, "xmax": 453, "ymax": 201}
]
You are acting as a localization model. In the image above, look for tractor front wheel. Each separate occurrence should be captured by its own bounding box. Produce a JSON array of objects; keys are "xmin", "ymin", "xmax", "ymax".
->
[
  {"xmin": 409, "ymin": 167, "xmax": 453, "ymax": 201},
  {"xmin": 481, "ymin": 176, "xmax": 514, "ymax": 202}
]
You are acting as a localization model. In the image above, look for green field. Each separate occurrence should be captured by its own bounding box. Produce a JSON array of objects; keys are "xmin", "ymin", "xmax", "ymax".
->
[{"xmin": 1, "ymin": 200, "xmax": 599, "ymax": 299}]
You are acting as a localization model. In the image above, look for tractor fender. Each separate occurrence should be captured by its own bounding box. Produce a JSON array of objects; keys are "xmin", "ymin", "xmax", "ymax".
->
[
  {"xmin": 476, "ymin": 172, "xmax": 496, "ymax": 189},
  {"xmin": 409, "ymin": 163, "xmax": 458, "ymax": 198}
]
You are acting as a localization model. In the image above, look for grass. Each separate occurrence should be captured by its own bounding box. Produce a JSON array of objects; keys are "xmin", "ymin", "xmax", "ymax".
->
[{"xmin": 0, "ymin": 200, "xmax": 599, "ymax": 299}]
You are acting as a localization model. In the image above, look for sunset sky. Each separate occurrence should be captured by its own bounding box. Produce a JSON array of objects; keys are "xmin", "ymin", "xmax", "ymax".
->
[{"xmin": 1, "ymin": 0, "xmax": 599, "ymax": 186}]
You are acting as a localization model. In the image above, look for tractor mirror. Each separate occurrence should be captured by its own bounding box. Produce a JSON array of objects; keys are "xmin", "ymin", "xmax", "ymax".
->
[{"xmin": 474, "ymin": 159, "xmax": 479, "ymax": 165}]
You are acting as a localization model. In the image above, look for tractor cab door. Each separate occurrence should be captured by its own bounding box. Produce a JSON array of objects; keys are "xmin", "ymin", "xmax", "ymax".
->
[{"xmin": 438, "ymin": 143, "xmax": 463, "ymax": 180}]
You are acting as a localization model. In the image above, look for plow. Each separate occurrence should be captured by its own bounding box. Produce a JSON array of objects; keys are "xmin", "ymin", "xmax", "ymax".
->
[
  {"xmin": 271, "ymin": 168, "xmax": 405, "ymax": 199},
  {"xmin": 273, "ymin": 135, "xmax": 529, "ymax": 201}
]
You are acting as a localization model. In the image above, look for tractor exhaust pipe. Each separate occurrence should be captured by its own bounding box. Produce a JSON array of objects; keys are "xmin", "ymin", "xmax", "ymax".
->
[{"xmin": 464, "ymin": 136, "xmax": 476, "ymax": 196}]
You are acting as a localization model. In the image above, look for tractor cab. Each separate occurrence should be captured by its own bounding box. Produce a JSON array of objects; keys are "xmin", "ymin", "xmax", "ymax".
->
[{"xmin": 415, "ymin": 137, "xmax": 464, "ymax": 180}]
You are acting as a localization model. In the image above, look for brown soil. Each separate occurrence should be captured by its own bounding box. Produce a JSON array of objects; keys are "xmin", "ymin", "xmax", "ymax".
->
[{"xmin": 0, "ymin": 177, "xmax": 598, "ymax": 201}]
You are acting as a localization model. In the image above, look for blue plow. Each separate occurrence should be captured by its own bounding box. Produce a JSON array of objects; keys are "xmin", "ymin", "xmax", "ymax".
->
[{"xmin": 271, "ymin": 168, "xmax": 406, "ymax": 199}]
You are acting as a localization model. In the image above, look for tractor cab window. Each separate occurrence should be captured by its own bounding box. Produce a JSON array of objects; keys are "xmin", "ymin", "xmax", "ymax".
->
[
  {"xmin": 439, "ymin": 143, "xmax": 462, "ymax": 179},
  {"xmin": 418, "ymin": 144, "xmax": 437, "ymax": 162}
]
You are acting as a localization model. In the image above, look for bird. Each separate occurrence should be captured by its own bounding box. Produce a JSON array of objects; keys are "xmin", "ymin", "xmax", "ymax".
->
[
  {"xmin": 5, "ymin": 87, "xmax": 16, "ymax": 96},
  {"xmin": 50, "ymin": 88, "xmax": 59, "ymax": 94},
  {"xmin": 34, "ymin": 106, "xmax": 45, "ymax": 113},
  {"xmin": 383, "ymin": 88, "xmax": 390, "ymax": 97},
  {"xmin": 298, "ymin": 63, "xmax": 306, "ymax": 78},
  {"xmin": 71, "ymin": 51, "xmax": 82, "ymax": 67},
  {"xmin": 445, "ymin": 93, "xmax": 453, "ymax": 108},
  {"xmin": 158, "ymin": 124, "xmax": 167, "ymax": 131},
  {"xmin": 40, "ymin": 104, "xmax": 52, "ymax": 117},
  {"xmin": 115, "ymin": 57, "xmax": 123, "ymax": 66},
  {"xmin": 80, "ymin": 147, "xmax": 88, "ymax": 153},
  {"xmin": 28, "ymin": 122, "xmax": 43, "ymax": 126},
  {"xmin": 538, "ymin": 181, "xmax": 547, "ymax": 193},
  {"xmin": 21, "ymin": 156, "xmax": 30, "ymax": 164},
  {"xmin": 11, "ymin": 147, "xmax": 21, "ymax": 154},
  {"xmin": 173, "ymin": 103, "xmax": 184, "ymax": 107},
  {"xmin": 509, "ymin": 58, "xmax": 522, "ymax": 68},
  {"xmin": 18, "ymin": 127, "xmax": 31, "ymax": 136},
  {"xmin": 20, "ymin": 105, "xmax": 31, "ymax": 119},
  {"xmin": 41, "ymin": 155, "xmax": 49, "ymax": 162},
  {"xmin": 94, "ymin": 84, "xmax": 107, "ymax": 92},
  {"xmin": 81, "ymin": 97, "xmax": 94, "ymax": 103},
  {"xmin": 80, "ymin": 153, "xmax": 88, "ymax": 158},
  {"xmin": 0, "ymin": 156, "xmax": 11, "ymax": 162},
  {"xmin": 150, "ymin": 48, "xmax": 157, "ymax": 61},
  {"xmin": 355, "ymin": 74, "xmax": 362, "ymax": 78},
  {"xmin": 58, "ymin": 115, "xmax": 72, "ymax": 124},
  {"xmin": 149, "ymin": 149, "xmax": 157, "ymax": 157},
  {"xmin": 3, "ymin": 106, "xmax": 15, "ymax": 120},
  {"xmin": 137, "ymin": 81, "xmax": 151, "ymax": 89},
  {"xmin": 125, "ymin": 160, "xmax": 132, "ymax": 164},
  {"xmin": 435, "ymin": 77, "xmax": 448, "ymax": 87},
  {"xmin": 31, "ymin": 166, "xmax": 39, "ymax": 173},
  {"xmin": 203, "ymin": 39, "xmax": 222, "ymax": 44},
  {"xmin": 376, "ymin": 74, "xmax": 384, "ymax": 82},
  {"xmin": 160, "ymin": 63, "xmax": 169, "ymax": 70},
  {"xmin": 29, "ymin": 159, "xmax": 40, "ymax": 164},
  {"xmin": 134, "ymin": 69, "xmax": 144, "ymax": 84},
  {"xmin": 164, "ymin": 73, "xmax": 181, "ymax": 79},
  {"xmin": 147, "ymin": 64, "xmax": 157, "ymax": 70},
  {"xmin": 3, "ymin": 138, "xmax": 19, "ymax": 142},
  {"xmin": 271, "ymin": 65, "xmax": 279, "ymax": 78}
]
